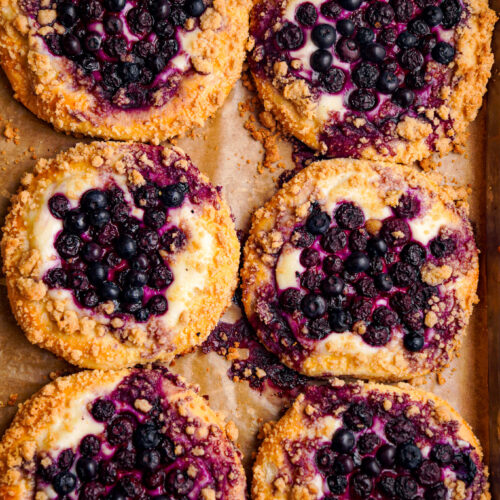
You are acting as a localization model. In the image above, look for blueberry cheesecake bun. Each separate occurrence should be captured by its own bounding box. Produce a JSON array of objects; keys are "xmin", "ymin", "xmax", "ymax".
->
[
  {"xmin": 248, "ymin": 0, "xmax": 495, "ymax": 162},
  {"xmin": 1, "ymin": 141, "xmax": 240, "ymax": 369},
  {"xmin": 0, "ymin": 367, "xmax": 246, "ymax": 499},
  {"xmin": 241, "ymin": 159, "xmax": 478, "ymax": 380},
  {"xmin": 252, "ymin": 380, "xmax": 489, "ymax": 500},
  {"xmin": 0, "ymin": 0, "xmax": 250, "ymax": 142}
]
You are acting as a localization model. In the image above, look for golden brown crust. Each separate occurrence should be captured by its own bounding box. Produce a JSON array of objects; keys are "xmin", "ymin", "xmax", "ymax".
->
[
  {"xmin": 252, "ymin": 381, "xmax": 490, "ymax": 500},
  {"xmin": 0, "ymin": 368, "xmax": 246, "ymax": 498},
  {"xmin": 241, "ymin": 159, "xmax": 479, "ymax": 380},
  {"xmin": 249, "ymin": 0, "xmax": 496, "ymax": 163},
  {"xmin": 0, "ymin": 0, "xmax": 251, "ymax": 142},
  {"xmin": 1, "ymin": 141, "xmax": 240, "ymax": 369}
]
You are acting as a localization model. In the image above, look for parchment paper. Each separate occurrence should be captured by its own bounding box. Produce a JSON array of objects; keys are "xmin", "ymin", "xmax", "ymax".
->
[{"xmin": 0, "ymin": 68, "xmax": 489, "ymax": 476}]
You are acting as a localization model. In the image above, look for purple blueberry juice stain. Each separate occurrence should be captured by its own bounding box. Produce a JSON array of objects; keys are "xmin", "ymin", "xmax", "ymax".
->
[
  {"xmin": 43, "ymin": 146, "xmax": 220, "ymax": 326},
  {"xmin": 281, "ymin": 384, "xmax": 487, "ymax": 499},
  {"xmin": 34, "ymin": 367, "xmax": 244, "ymax": 499},
  {"xmin": 31, "ymin": 0, "xmax": 211, "ymax": 110},
  {"xmin": 250, "ymin": 0, "xmax": 464, "ymax": 157},
  {"xmin": 248, "ymin": 197, "xmax": 476, "ymax": 372}
]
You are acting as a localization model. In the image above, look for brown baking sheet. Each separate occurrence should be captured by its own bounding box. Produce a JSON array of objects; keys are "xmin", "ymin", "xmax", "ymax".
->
[{"xmin": 0, "ymin": 64, "xmax": 490, "ymax": 482}]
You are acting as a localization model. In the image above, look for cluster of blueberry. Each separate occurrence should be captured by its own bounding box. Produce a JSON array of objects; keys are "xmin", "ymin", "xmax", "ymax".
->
[
  {"xmin": 312, "ymin": 402, "xmax": 477, "ymax": 500},
  {"xmin": 44, "ymin": 182, "xmax": 189, "ymax": 323},
  {"xmin": 279, "ymin": 199, "xmax": 455, "ymax": 350},
  {"xmin": 43, "ymin": 0, "xmax": 208, "ymax": 108},
  {"xmin": 276, "ymin": 0, "xmax": 461, "ymax": 111},
  {"xmin": 36, "ymin": 389, "xmax": 213, "ymax": 498}
]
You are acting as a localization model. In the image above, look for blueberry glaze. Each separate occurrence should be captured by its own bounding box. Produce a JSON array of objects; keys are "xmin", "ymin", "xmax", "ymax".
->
[
  {"xmin": 32, "ymin": 0, "xmax": 211, "ymax": 109},
  {"xmin": 35, "ymin": 368, "xmax": 244, "ymax": 499},
  {"xmin": 250, "ymin": 0, "xmax": 465, "ymax": 157}
]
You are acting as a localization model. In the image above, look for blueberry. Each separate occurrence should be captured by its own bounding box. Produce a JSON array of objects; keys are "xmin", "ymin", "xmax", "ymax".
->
[
  {"xmin": 166, "ymin": 470, "xmax": 194, "ymax": 495},
  {"xmin": 58, "ymin": 449, "xmax": 75, "ymax": 470},
  {"xmin": 49, "ymin": 194, "xmax": 70, "ymax": 219},
  {"xmin": 133, "ymin": 423, "xmax": 161, "ymax": 449},
  {"xmin": 137, "ymin": 449, "xmax": 161, "ymax": 470},
  {"xmin": 345, "ymin": 252, "xmax": 370, "ymax": 273},
  {"xmin": 430, "ymin": 443, "xmax": 454, "ymax": 465},
  {"xmin": 99, "ymin": 281, "xmax": 120, "ymax": 301},
  {"xmin": 161, "ymin": 183, "xmax": 188, "ymax": 207},
  {"xmin": 296, "ymin": 2, "xmax": 317, "ymax": 25},
  {"xmin": 53, "ymin": 472, "xmax": 77, "ymax": 495},
  {"xmin": 135, "ymin": 183, "xmax": 160, "ymax": 208},
  {"xmin": 161, "ymin": 227, "xmax": 187, "ymax": 253},
  {"xmin": 155, "ymin": 19, "xmax": 175, "ymax": 37},
  {"xmin": 306, "ymin": 210, "xmax": 331, "ymax": 234},
  {"xmin": 452, "ymin": 452, "xmax": 477, "ymax": 485},
  {"xmin": 148, "ymin": 295, "xmax": 168, "ymax": 315},
  {"xmin": 423, "ymin": 5, "xmax": 443, "ymax": 25},
  {"xmin": 148, "ymin": 265, "xmax": 173, "ymax": 289},
  {"xmin": 128, "ymin": 7, "xmax": 154, "ymax": 33},
  {"xmin": 350, "ymin": 472, "xmax": 373, "ymax": 498},
  {"xmin": 280, "ymin": 288, "xmax": 303, "ymax": 311},
  {"xmin": 364, "ymin": 324, "xmax": 390, "ymax": 346},
  {"xmin": 337, "ymin": 19, "xmax": 355, "ymax": 36},
  {"xmin": 343, "ymin": 402, "xmax": 373, "ymax": 430},
  {"xmin": 335, "ymin": 202, "xmax": 364, "ymax": 228},
  {"xmin": 311, "ymin": 49, "xmax": 333, "ymax": 72},
  {"xmin": 276, "ymin": 23, "xmax": 304, "ymax": 50},
  {"xmin": 99, "ymin": 460, "xmax": 118, "ymax": 484},
  {"xmin": 61, "ymin": 33, "xmax": 82, "ymax": 57},
  {"xmin": 114, "ymin": 447, "xmax": 136, "ymax": 470},
  {"xmin": 441, "ymin": 0, "xmax": 462, "ymax": 28},
  {"xmin": 104, "ymin": 14, "xmax": 123, "ymax": 34},
  {"xmin": 79, "ymin": 290, "xmax": 99, "ymax": 308},
  {"xmin": 377, "ymin": 444, "xmax": 396, "ymax": 467},
  {"xmin": 378, "ymin": 474, "xmax": 396, "ymax": 496},
  {"xmin": 147, "ymin": 54, "xmax": 166, "ymax": 74},
  {"xmin": 356, "ymin": 27, "xmax": 375, "ymax": 45},
  {"xmin": 86, "ymin": 263, "xmax": 107, "ymax": 286},
  {"xmin": 378, "ymin": 27, "xmax": 397, "ymax": 45},
  {"xmin": 145, "ymin": 470, "xmax": 166, "ymax": 489},
  {"xmin": 115, "ymin": 234, "xmax": 137, "ymax": 259},
  {"xmin": 349, "ymin": 89, "xmax": 377, "ymax": 111},
  {"xmin": 390, "ymin": 262, "xmax": 419, "ymax": 287},
  {"xmin": 137, "ymin": 228, "xmax": 159, "ymax": 254},
  {"xmin": 356, "ymin": 276, "xmax": 377, "ymax": 297},
  {"xmin": 80, "ymin": 483, "xmax": 106, "ymax": 499},
  {"xmin": 349, "ymin": 229, "xmax": 368, "ymax": 251},
  {"xmin": 329, "ymin": 309, "xmax": 352, "ymax": 332},
  {"xmin": 308, "ymin": 317, "xmax": 331, "ymax": 338},
  {"xmin": 301, "ymin": 294, "xmax": 327, "ymax": 319},
  {"xmin": 119, "ymin": 476, "xmax": 146, "ymax": 498},
  {"xmin": 432, "ymin": 41, "xmax": 455, "ymax": 64},
  {"xmin": 120, "ymin": 62, "xmax": 141, "ymax": 83},
  {"xmin": 395, "ymin": 193, "xmax": 420, "ymax": 218},
  {"xmin": 408, "ymin": 18, "xmax": 430, "ymax": 36},
  {"xmin": 127, "ymin": 270, "xmax": 149, "ymax": 287},
  {"xmin": 392, "ymin": 88, "xmax": 415, "ymax": 108},
  {"xmin": 367, "ymin": 237, "xmax": 387, "ymax": 256},
  {"xmin": 300, "ymin": 248, "xmax": 320, "ymax": 268},
  {"xmin": 400, "ymin": 48, "xmax": 424, "ymax": 71},
  {"xmin": 323, "ymin": 255, "xmax": 343, "ymax": 274},
  {"xmin": 425, "ymin": 483, "xmax": 448, "ymax": 500},
  {"xmin": 106, "ymin": 415, "xmax": 135, "ymax": 446},
  {"xmin": 361, "ymin": 457, "xmax": 381, "ymax": 477},
  {"xmin": 332, "ymin": 428, "xmax": 355, "ymax": 453},
  {"xmin": 312, "ymin": 24, "xmax": 336, "ymax": 49},
  {"xmin": 321, "ymin": 0, "xmax": 342, "ymax": 17},
  {"xmin": 404, "ymin": 332, "xmax": 424, "ymax": 351},
  {"xmin": 82, "ymin": 242, "xmax": 103, "ymax": 263},
  {"xmin": 349, "ymin": 296, "xmax": 372, "ymax": 321},
  {"xmin": 122, "ymin": 286, "xmax": 144, "ymax": 303},
  {"xmin": 430, "ymin": 236, "xmax": 456, "ymax": 258},
  {"xmin": 107, "ymin": 488, "xmax": 127, "ymax": 500},
  {"xmin": 372, "ymin": 306, "xmax": 398, "ymax": 327},
  {"xmin": 327, "ymin": 474, "xmax": 348, "ymax": 494},
  {"xmin": 64, "ymin": 209, "xmax": 88, "ymax": 234},
  {"xmin": 82, "ymin": 0, "xmax": 104, "ymax": 19},
  {"xmin": 55, "ymin": 232, "xmax": 82, "ymax": 258},
  {"xmin": 419, "ymin": 33, "xmax": 437, "ymax": 54},
  {"xmin": 76, "ymin": 457, "xmax": 97, "ymax": 481},
  {"xmin": 80, "ymin": 435, "xmax": 101, "ymax": 457},
  {"xmin": 104, "ymin": 0, "xmax": 126, "ymax": 11},
  {"xmin": 363, "ymin": 42, "xmax": 386, "ymax": 62},
  {"xmin": 417, "ymin": 460, "xmax": 441, "ymax": 486},
  {"xmin": 321, "ymin": 227, "xmax": 347, "ymax": 253},
  {"xmin": 334, "ymin": 454, "xmax": 355, "ymax": 474},
  {"xmin": 365, "ymin": 1, "xmax": 395, "ymax": 27},
  {"xmin": 401, "ymin": 242, "xmax": 426, "ymax": 266},
  {"xmin": 353, "ymin": 69, "xmax": 380, "ymax": 96},
  {"xmin": 339, "ymin": 0, "xmax": 362, "ymax": 10},
  {"xmin": 316, "ymin": 446, "xmax": 336, "ymax": 471},
  {"xmin": 88, "ymin": 208, "xmax": 111, "ymax": 228},
  {"xmin": 336, "ymin": 37, "xmax": 361, "ymax": 62},
  {"xmin": 321, "ymin": 276, "xmax": 344, "ymax": 296},
  {"xmin": 392, "ymin": 0, "xmax": 414, "ymax": 21},
  {"xmin": 150, "ymin": 0, "xmax": 171, "ymax": 18},
  {"xmin": 395, "ymin": 476, "xmax": 419, "ymax": 499},
  {"xmin": 43, "ymin": 267, "xmax": 68, "ymax": 288},
  {"xmin": 91, "ymin": 399, "xmax": 115, "ymax": 421},
  {"xmin": 396, "ymin": 443, "xmax": 423, "ymax": 469},
  {"xmin": 170, "ymin": 6, "xmax": 187, "ymax": 25},
  {"xmin": 397, "ymin": 30, "xmax": 417, "ymax": 49},
  {"xmin": 57, "ymin": 2, "xmax": 78, "ymax": 27}
]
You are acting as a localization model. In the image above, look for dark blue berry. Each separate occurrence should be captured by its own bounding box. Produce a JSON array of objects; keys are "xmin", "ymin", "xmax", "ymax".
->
[
  {"xmin": 311, "ymin": 49, "xmax": 333, "ymax": 72},
  {"xmin": 280, "ymin": 288, "xmax": 303, "ymax": 311},
  {"xmin": 106, "ymin": 415, "xmax": 135, "ymax": 446},
  {"xmin": 372, "ymin": 306, "xmax": 398, "ymax": 327},
  {"xmin": 151, "ymin": 0, "xmax": 170, "ymax": 18},
  {"xmin": 417, "ymin": 460, "xmax": 441, "ymax": 486},
  {"xmin": 88, "ymin": 208, "xmax": 110, "ymax": 228},
  {"xmin": 356, "ymin": 27, "xmax": 375, "ymax": 45},
  {"xmin": 339, "ymin": 0, "xmax": 362, "ymax": 10},
  {"xmin": 358, "ymin": 432, "xmax": 380, "ymax": 454},
  {"xmin": 161, "ymin": 183, "xmax": 188, "ymax": 207},
  {"xmin": 53, "ymin": 471, "xmax": 76, "ymax": 495},
  {"xmin": 312, "ymin": 24, "xmax": 336, "ymax": 48},
  {"xmin": 306, "ymin": 210, "xmax": 331, "ymax": 235},
  {"xmin": 276, "ymin": 23, "xmax": 304, "ymax": 50},
  {"xmin": 122, "ymin": 286, "xmax": 144, "ymax": 303},
  {"xmin": 82, "ymin": 242, "xmax": 104, "ymax": 262},
  {"xmin": 104, "ymin": 14, "xmax": 123, "ymax": 34},
  {"xmin": 56, "ymin": 232, "xmax": 82, "ymax": 258},
  {"xmin": 397, "ymin": 30, "xmax": 417, "ymax": 49},
  {"xmin": 350, "ymin": 472, "xmax": 373, "ymax": 498},
  {"xmin": 148, "ymin": 295, "xmax": 168, "ymax": 315},
  {"xmin": 127, "ymin": 7, "xmax": 154, "ymax": 33},
  {"xmin": 430, "ymin": 443, "xmax": 454, "ymax": 465},
  {"xmin": 365, "ymin": 1, "xmax": 395, "ymax": 27},
  {"xmin": 44, "ymin": 267, "xmax": 68, "ymax": 288},
  {"xmin": 104, "ymin": 0, "xmax": 126, "ymax": 11},
  {"xmin": 361, "ymin": 457, "xmax": 381, "ymax": 477},
  {"xmin": 321, "ymin": 227, "xmax": 347, "ymax": 253},
  {"xmin": 368, "ymin": 237, "xmax": 387, "ymax": 256},
  {"xmin": 166, "ymin": 471, "xmax": 194, "ymax": 495},
  {"xmin": 295, "ymin": 2, "xmax": 317, "ymax": 25},
  {"xmin": 396, "ymin": 443, "xmax": 423, "ymax": 469},
  {"xmin": 49, "ymin": 194, "xmax": 70, "ymax": 219},
  {"xmin": 316, "ymin": 446, "xmax": 336, "ymax": 471},
  {"xmin": 432, "ymin": 41, "xmax": 455, "ymax": 64},
  {"xmin": 345, "ymin": 252, "xmax": 370, "ymax": 273},
  {"xmin": 329, "ymin": 309, "xmax": 351, "ymax": 332},
  {"xmin": 392, "ymin": 0, "xmax": 414, "ymax": 21},
  {"xmin": 137, "ymin": 449, "xmax": 161, "ymax": 470},
  {"xmin": 335, "ymin": 203, "xmax": 364, "ymax": 229},
  {"xmin": 321, "ymin": 276, "xmax": 344, "ymax": 296},
  {"xmin": 404, "ymin": 332, "xmax": 424, "ymax": 351},
  {"xmin": 400, "ymin": 48, "xmax": 424, "ymax": 70},
  {"xmin": 353, "ymin": 62, "xmax": 379, "ymax": 88},
  {"xmin": 91, "ymin": 399, "xmax": 115, "ymax": 421},
  {"xmin": 323, "ymin": 255, "xmax": 343, "ymax": 274},
  {"xmin": 337, "ymin": 19, "xmax": 355, "ymax": 36},
  {"xmin": 87, "ymin": 262, "xmax": 108, "ymax": 285},
  {"xmin": 377, "ymin": 444, "xmax": 396, "ymax": 467},
  {"xmin": 148, "ymin": 265, "xmax": 173, "ymax": 289},
  {"xmin": 300, "ymin": 248, "xmax": 320, "ymax": 267},
  {"xmin": 327, "ymin": 474, "xmax": 348, "ymax": 494},
  {"xmin": 332, "ymin": 428, "xmax": 355, "ymax": 453},
  {"xmin": 364, "ymin": 324, "xmax": 390, "ymax": 346},
  {"xmin": 349, "ymin": 89, "xmax": 377, "ymax": 111},
  {"xmin": 76, "ymin": 457, "xmax": 97, "ymax": 481},
  {"xmin": 343, "ymin": 402, "xmax": 373, "ymax": 430},
  {"xmin": 425, "ymin": 483, "xmax": 448, "ymax": 500},
  {"xmin": 57, "ymin": 2, "xmax": 78, "ymax": 26},
  {"xmin": 301, "ymin": 294, "xmax": 327, "ymax": 319},
  {"xmin": 115, "ymin": 234, "xmax": 137, "ymax": 259},
  {"xmin": 423, "ymin": 5, "xmax": 443, "ymax": 25},
  {"xmin": 80, "ymin": 435, "xmax": 101, "ymax": 457},
  {"xmin": 395, "ymin": 476, "xmax": 419, "ymax": 499},
  {"xmin": 409, "ymin": 18, "xmax": 430, "ymax": 36},
  {"xmin": 99, "ymin": 281, "xmax": 120, "ymax": 301},
  {"xmin": 363, "ymin": 42, "xmax": 386, "ymax": 62},
  {"xmin": 337, "ymin": 38, "xmax": 361, "ymax": 62},
  {"xmin": 441, "ymin": 0, "xmax": 462, "ymax": 28},
  {"xmin": 120, "ymin": 62, "xmax": 141, "ymax": 83},
  {"xmin": 64, "ymin": 209, "xmax": 88, "ymax": 234},
  {"xmin": 61, "ymin": 33, "xmax": 82, "ymax": 56},
  {"xmin": 334, "ymin": 454, "xmax": 355, "ymax": 474},
  {"xmin": 392, "ymin": 88, "xmax": 415, "ymax": 107}
]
